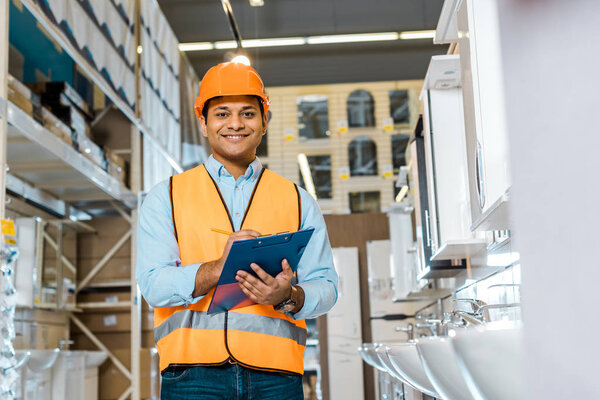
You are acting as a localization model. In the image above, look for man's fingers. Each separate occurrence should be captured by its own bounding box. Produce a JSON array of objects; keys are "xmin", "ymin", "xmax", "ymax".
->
[
  {"xmin": 236, "ymin": 270, "xmax": 268, "ymax": 291},
  {"xmin": 276, "ymin": 259, "xmax": 293, "ymax": 280},
  {"xmin": 239, "ymin": 285, "xmax": 259, "ymax": 303},
  {"xmin": 250, "ymin": 263, "xmax": 274, "ymax": 284}
]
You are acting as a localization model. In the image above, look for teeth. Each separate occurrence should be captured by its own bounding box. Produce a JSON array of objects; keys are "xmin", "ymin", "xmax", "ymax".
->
[{"xmin": 225, "ymin": 135, "xmax": 245, "ymax": 139}]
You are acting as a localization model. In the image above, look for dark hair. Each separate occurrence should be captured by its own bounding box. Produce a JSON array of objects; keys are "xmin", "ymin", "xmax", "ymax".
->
[{"xmin": 202, "ymin": 95, "xmax": 265, "ymax": 120}]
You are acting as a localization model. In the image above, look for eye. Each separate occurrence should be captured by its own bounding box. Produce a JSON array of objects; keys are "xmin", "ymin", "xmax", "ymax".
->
[
  {"xmin": 215, "ymin": 112, "xmax": 229, "ymax": 118},
  {"xmin": 242, "ymin": 111, "xmax": 256, "ymax": 118}
]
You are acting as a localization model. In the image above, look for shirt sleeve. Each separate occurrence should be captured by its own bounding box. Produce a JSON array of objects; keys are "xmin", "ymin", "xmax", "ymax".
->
[
  {"xmin": 293, "ymin": 187, "xmax": 339, "ymax": 320},
  {"xmin": 135, "ymin": 180, "xmax": 204, "ymax": 308}
]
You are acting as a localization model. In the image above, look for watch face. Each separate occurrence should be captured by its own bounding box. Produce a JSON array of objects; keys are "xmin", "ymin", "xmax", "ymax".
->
[{"xmin": 275, "ymin": 299, "xmax": 295, "ymax": 312}]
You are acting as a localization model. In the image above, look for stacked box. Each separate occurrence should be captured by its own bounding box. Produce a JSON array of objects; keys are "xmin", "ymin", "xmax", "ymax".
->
[
  {"xmin": 7, "ymin": 75, "xmax": 37, "ymax": 118},
  {"xmin": 104, "ymin": 148, "xmax": 127, "ymax": 185},
  {"xmin": 99, "ymin": 348, "xmax": 160, "ymax": 400},
  {"xmin": 27, "ymin": 81, "xmax": 92, "ymax": 140},
  {"xmin": 27, "ymin": 81, "xmax": 91, "ymax": 116},
  {"xmin": 78, "ymin": 135, "xmax": 108, "ymax": 170},
  {"xmin": 41, "ymin": 106, "xmax": 73, "ymax": 145}
]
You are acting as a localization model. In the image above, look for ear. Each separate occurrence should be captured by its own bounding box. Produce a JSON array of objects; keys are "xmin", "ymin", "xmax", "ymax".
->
[
  {"xmin": 262, "ymin": 114, "xmax": 268, "ymax": 135},
  {"xmin": 200, "ymin": 115, "xmax": 208, "ymax": 137}
]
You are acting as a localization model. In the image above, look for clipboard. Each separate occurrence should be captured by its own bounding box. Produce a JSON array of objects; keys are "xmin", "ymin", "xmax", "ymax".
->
[{"xmin": 207, "ymin": 227, "xmax": 315, "ymax": 315}]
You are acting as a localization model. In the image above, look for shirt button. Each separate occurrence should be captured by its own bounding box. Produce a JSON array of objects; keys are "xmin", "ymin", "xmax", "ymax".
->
[
  {"xmin": 235, "ymin": 213, "xmax": 240, "ymax": 218},
  {"xmin": 235, "ymin": 186, "xmax": 239, "ymax": 190}
]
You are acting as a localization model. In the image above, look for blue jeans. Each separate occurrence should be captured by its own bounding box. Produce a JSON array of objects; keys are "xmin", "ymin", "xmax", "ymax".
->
[{"xmin": 160, "ymin": 363, "xmax": 304, "ymax": 400}]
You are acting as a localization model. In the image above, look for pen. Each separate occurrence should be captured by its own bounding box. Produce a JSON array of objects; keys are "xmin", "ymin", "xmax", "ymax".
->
[
  {"xmin": 210, "ymin": 228, "xmax": 290, "ymax": 238},
  {"xmin": 211, "ymin": 228, "xmax": 232, "ymax": 235}
]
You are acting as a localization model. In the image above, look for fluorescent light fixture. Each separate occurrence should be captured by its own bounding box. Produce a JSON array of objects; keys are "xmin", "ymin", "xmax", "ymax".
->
[
  {"xmin": 178, "ymin": 30, "xmax": 437, "ymax": 52},
  {"xmin": 231, "ymin": 55, "xmax": 251, "ymax": 65},
  {"xmin": 178, "ymin": 42, "xmax": 214, "ymax": 51},
  {"xmin": 215, "ymin": 40, "xmax": 238, "ymax": 50},
  {"xmin": 399, "ymin": 30, "xmax": 436, "ymax": 40},
  {"xmin": 249, "ymin": 0, "xmax": 264, "ymax": 6},
  {"xmin": 307, "ymin": 32, "xmax": 399, "ymax": 45},
  {"xmin": 297, "ymin": 153, "xmax": 317, "ymax": 200},
  {"xmin": 242, "ymin": 37, "xmax": 305, "ymax": 48}
]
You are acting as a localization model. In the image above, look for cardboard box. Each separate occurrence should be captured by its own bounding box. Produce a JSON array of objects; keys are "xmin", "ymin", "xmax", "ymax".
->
[
  {"xmin": 104, "ymin": 148, "xmax": 127, "ymax": 184},
  {"xmin": 8, "ymin": 84, "xmax": 33, "ymax": 117},
  {"xmin": 72, "ymin": 331, "xmax": 155, "ymax": 351},
  {"xmin": 78, "ymin": 135, "xmax": 107, "ymax": 169},
  {"xmin": 77, "ymin": 217, "xmax": 133, "ymax": 283},
  {"xmin": 41, "ymin": 106, "xmax": 73, "ymax": 145},
  {"xmin": 71, "ymin": 310, "xmax": 154, "ymax": 333},
  {"xmin": 77, "ymin": 291, "xmax": 151, "ymax": 312},
  {"xmin": 27, "ymin": 81, "xmax": 91, "ymax": 116},
  {"xmin": 99, "ymin": 348, "xmax": 160, "ymax": 400}
]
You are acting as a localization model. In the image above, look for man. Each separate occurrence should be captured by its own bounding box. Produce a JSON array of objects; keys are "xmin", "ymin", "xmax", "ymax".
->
[{"xmin": 136, "ymin": 62, "xmax": 338, "ymax": 400}]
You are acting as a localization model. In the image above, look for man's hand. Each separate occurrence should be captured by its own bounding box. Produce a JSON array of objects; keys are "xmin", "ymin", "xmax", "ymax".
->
[
  {"xmin": 193, "ymin": 229, "xmax": 261, "ymax": 298},
  {"xmin": 235, "ymin": 259, "xmax": 293, "ymax": 305}
]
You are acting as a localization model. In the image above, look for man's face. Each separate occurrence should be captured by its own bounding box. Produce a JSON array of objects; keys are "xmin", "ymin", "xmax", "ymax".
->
[{"xmin": 200, "ymin": 95, "xmax": 266, "ymax": 163}]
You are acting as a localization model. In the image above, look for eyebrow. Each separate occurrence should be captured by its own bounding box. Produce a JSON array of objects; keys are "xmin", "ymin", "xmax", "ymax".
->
[{"xmin": 213, "ymin": 105, "xmax": 258, "ymax": 111}]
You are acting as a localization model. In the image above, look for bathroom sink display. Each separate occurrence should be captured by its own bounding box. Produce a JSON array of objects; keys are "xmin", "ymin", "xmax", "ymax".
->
[
  {"xmin": 84, "ymin": 351, "xmax": 108, "ymax": 368},
  {"xmin": 416, "ymin": 336, "xmax": 475, "ymax": 400},
  {"xmin": 452, "ymin": 324, "xmax": 525, "ymax": 400},
  {"xmin": 375, "ymin": 345, "xmax": 414, "ymax": 387},
  {"xmin": 16, "ymin": 348, "xmax": 60, "ymax": 373},
  {"xmin": 386, "ymin": 343, "xmax": 440, "ymax": 398},
  {"xmin": 358, "ymin": 343, "xmax": 387, "ymax": 372}
]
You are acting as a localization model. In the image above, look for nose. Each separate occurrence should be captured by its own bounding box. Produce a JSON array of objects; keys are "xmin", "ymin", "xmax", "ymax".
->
[{"xmin": 227, "ymin": 113, "xmax": 245, "ymax": 131}]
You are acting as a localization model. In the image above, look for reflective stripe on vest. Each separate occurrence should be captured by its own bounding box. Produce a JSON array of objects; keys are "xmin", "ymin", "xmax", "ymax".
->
[
  {"xmin": 154, "ymin": 310, "xmax": 307, "ymax": 346},
  {"xmin": 155, "ymin": 164, "xmax": 306, "ymax": 374}
]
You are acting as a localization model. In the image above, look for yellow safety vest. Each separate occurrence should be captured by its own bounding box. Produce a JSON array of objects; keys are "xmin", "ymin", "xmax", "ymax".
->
[{"xmin": 154, "ymin": 164, "xmax": 307, "ymax": 375}]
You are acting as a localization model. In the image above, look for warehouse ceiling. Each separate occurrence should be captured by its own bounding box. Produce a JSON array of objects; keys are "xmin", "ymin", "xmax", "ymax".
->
[{"xmin": 157, "ymin": 0, "xmax": 449, "ymax": 86}]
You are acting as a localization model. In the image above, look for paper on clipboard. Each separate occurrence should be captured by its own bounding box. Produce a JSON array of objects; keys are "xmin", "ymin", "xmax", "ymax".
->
[{"xmin": 207, "ymin": 228, "xmax": 315, "ymax": 314}]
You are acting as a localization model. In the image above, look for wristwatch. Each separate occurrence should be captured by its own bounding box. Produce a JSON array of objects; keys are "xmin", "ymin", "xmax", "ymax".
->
[{"xmin": 274, "ymin": 285, "xmax": 298, "ymax": 313}]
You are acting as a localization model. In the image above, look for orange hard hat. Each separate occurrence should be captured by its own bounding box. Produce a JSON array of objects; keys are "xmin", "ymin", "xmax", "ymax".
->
[{"xmin": 194, "ymin": 62, "xmax": 270, "ymax": 119}]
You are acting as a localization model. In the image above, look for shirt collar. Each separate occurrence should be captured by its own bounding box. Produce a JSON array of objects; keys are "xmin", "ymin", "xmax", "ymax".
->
[{"xmin": 205, "ymin": 155, "xmax": 263, "ymax": 181}]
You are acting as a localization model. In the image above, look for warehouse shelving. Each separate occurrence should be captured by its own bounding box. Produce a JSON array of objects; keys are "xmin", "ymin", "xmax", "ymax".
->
[
  {"xmin": 0, "ymin": 0, "xmax": 190, "ymax": 398},
  {"xmin": 2, "ymin": 98, "xmax": 136, "ymax": 209}
]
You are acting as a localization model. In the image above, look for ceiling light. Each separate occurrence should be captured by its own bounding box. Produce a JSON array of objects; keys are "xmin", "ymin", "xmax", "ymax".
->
[
  {"xmin": 399, "ymin": 30, "xmax": 436, "ymax": 40},
  {"xmin": 178, "ymin": 30, "xmax": 437, "ymax": 52},
  {"xmin": 178, "ymin": 42, "xmax": 214, "ymax": 51},
  {"xmin": 231, "ymin": 55, "xmax": 251, "ymax": 65},
  {"xmin": 215, "ymin": 40, "xmax": 238, "ymax": 49},
  {"xmin": 297, "ymin": 154, "xmax": 317, "ymax": 200},
  {"xmin": 136, "ymin": 46, "xmax": 143, "ymax": 54},
  {"xmin": 242, "ymin": 37, "xmax": 305, "ymax": 48},
  {"xmin": 307, "ymin": 32, "xmax": 399, "ymax": 45},
  {"xmin": 249, "ymin": 0, "xmax": 264, "ymax": 6}
]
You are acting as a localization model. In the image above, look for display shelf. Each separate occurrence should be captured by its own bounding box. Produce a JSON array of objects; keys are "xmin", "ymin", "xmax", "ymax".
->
[
  {"xmin": 471, "ymin": 189, "xmax": 510, "ymax": 231},
  {"xmin": 431, "ymin": 238, "xmax": 488, "ymax": 261},
  {"xmin": 2, "ymin": 98, "xmax": 136, "ymax": 209},
  {"xmin": 19, "ymin": 0, "xmax": 182, "ymax": 173}
]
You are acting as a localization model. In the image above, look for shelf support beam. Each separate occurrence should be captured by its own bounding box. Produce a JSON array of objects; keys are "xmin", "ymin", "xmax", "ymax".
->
[
  {"xmin": 70, "ymin": 314, "xmax": 132, "ymax": 380},
  {"xmin": 76, "ymin": 229, "xmax": 131, "ymax": 292}
]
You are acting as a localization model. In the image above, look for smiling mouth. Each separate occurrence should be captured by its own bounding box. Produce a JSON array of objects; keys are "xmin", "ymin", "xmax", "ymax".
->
[{"xmin": 220, "ymin": 133, "xmax": 250, "ymax": 139}]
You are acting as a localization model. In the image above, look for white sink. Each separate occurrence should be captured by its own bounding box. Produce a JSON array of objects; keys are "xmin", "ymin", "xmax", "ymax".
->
[
  {"xmin": 358, "ymin": 343, "xmax": 387, "ymax": 372},
  {"xmin": 386, "ymin": 343, "xmax": 440, "ymax": 398},
  {"xmin": 84, "ymin": 351, "xmax": 108, "ymax": 368},
  {"xmin": 375, "ymin": 345, "xmax": 413, "ymax": 387},
  {"xmin": 16, "ymin": 348, "xmax": 60, "ymax": 373},
  {"xmin": 416, "ymin": 336, "xmax": 475, "ymax": 400},
  {"xmin": 452, "ymin": 323, "xmax": 525, "ymax": 400}
]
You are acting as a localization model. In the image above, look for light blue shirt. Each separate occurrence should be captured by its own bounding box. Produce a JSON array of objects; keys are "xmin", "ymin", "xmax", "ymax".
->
[{"xmin": 136, "ymin": 155, "xmax": 338, "ymax": 320}]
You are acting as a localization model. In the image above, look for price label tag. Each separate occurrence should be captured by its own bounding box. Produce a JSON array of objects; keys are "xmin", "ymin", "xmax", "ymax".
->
[
  {"xmin": 284, "ymin": 127, "xmax": 295, "ymax": 141},
  {"xmin": 383, "ymin": 117, "xmax": 394, "ymax": 132},
  {"xmin": 336, "ymin": 120, "xmax": 348, "ymax": 134},
  {"xmin": 382, "ymin": 164, "xmax": 394, "ymax": 178},
  {"xmin": 339, "ymin": 166, "xmax": 350, "ymax": 180}
]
